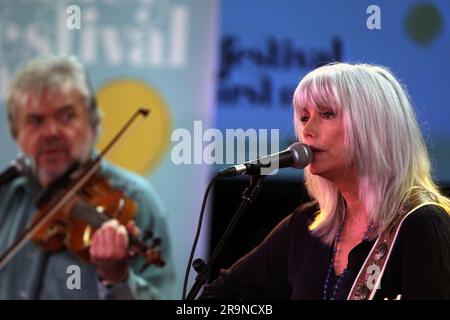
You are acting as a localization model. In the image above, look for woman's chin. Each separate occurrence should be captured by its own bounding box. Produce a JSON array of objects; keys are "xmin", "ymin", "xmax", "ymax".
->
[
  {"xmin": 308, "ymin": 165, "xmax": 333, "ymax": 181},
  {"xmin": 308, "ymin": 164, "xmax": 322, "ymax": 176}
]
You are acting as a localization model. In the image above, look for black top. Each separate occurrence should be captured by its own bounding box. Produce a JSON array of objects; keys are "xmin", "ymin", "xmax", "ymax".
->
[{"xmin": 200, "ymin": 203, "xmax": 450, "ymax": 300}]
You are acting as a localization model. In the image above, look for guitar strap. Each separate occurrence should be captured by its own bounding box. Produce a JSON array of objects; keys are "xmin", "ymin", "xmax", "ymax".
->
[{"xmin": 347, "ymin": 189, "xmax": 445, "ymax": 300}]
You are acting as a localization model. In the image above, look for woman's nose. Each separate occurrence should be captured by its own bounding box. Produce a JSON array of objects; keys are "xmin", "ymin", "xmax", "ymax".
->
[{"xmin": 301, "ymin": 116, "xmax": 319, "ymax": 139}]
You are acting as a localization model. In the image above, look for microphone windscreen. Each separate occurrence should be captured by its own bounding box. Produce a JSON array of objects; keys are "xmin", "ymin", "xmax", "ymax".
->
[{"xmin": 288, "ymin": 143, "xmax": 313, "ymax": 169}]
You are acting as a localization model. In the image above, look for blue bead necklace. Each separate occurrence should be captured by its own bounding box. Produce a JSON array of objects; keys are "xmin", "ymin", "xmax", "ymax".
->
[{"xmin": 323, "ymin": 219, "xmax": 374, "ymax": 300}]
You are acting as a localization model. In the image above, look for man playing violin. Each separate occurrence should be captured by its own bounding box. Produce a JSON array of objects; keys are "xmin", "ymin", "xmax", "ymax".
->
[{"xmin": 0, "ymin": 55, "xmax": 175, "ymax": 299}]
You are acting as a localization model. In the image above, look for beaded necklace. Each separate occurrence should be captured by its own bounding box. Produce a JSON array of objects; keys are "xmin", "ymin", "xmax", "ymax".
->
[{"xmin": 323, "ymin": 219, "xmax": 374, "ymax": 300}]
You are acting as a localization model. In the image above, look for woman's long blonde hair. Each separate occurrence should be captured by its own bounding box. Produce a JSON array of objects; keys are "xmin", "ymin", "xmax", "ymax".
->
[{"xmin": 293, "ymin": 63, "xmax": 450, "ymax": 244}]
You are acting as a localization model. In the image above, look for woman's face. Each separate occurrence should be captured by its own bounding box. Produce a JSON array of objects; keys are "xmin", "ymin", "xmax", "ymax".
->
[{"xmin": 299, "ymin": 104, "xmax": 354, "ymax": 182}]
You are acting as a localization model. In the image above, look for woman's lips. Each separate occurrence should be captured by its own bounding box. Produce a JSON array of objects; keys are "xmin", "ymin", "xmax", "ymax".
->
[
  {"xmin": 308, "ymin": 146, "xmax": 326, "ymax": 159},
  {"xmin": 309, "ymin": 146, "xmax": 325, "ymax": 152},
  {"xmin": 312, "ymin": 151, "xmax": 324, "ymax": 159}
]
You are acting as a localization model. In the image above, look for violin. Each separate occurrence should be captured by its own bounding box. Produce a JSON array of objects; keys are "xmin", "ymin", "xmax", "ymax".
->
[{"xmin": 0, "ymin": 108, "xmax": 164, "ymax": 271}]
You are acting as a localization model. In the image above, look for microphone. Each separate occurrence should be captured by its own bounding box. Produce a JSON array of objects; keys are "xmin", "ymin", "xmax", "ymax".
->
[
  {"xmin": 0, "ymin": 154, "xmax": 31, "ymax": 186},
  {"xmin": 218, "ymin": 142, "xmax": 313, "ymax": 177}
]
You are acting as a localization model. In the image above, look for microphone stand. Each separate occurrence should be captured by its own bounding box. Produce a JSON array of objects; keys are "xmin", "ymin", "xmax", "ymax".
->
[{"xmin": 185, "ymin": 171, "xmax": 266, "ymax": 300}]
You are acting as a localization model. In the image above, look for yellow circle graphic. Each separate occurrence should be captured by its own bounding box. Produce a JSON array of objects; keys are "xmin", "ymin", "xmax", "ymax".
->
[{"xmin": 96, "ymin": 78, "xmax": 171, "ymax": 175}]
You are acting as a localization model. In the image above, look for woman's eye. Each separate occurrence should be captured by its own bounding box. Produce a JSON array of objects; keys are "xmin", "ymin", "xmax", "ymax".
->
[
  {"xmin": 300, "ymin": 116, "xmax": 309, "ymax": 122},
  {"xmin": 322, "ymin": 112, "xmax": 335, "ymax": 119}
]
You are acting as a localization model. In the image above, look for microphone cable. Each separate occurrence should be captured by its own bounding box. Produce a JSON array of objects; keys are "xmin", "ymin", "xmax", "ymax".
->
[{"xmin": 182, "ymin": 174, "xmax": 219, "ymax": 300}]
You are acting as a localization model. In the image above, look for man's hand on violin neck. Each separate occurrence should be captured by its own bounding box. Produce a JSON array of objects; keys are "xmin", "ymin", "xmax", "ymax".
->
[{"xmin": 90, "ymin": 219, "xmax": 136, "ymax": 285}]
